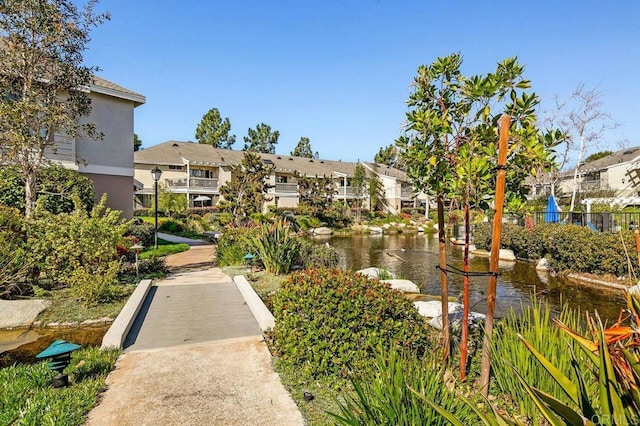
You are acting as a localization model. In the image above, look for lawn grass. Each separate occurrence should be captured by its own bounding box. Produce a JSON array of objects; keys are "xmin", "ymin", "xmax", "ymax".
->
[
  {"xmin": 139, "ymin": 242, "xmax": 189, "ymax": 259},
  {"xmin": 0, "ymin": 347, "xmax": 120, "ymax": 426},
  {"xmin": 35, "ymin": 286, "xmax": 134, "ymax": 324}
]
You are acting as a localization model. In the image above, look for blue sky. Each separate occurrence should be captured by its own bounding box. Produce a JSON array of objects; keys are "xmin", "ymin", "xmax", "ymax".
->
[{"xmin": 85, "ymin": 1, "xmax": 640, "ymax": 162}]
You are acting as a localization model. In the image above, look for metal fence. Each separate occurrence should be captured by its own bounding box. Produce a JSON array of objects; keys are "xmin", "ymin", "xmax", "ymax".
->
[{"xmin": 531, "ymin": 211, "xmax": 640, "ymax": 232}]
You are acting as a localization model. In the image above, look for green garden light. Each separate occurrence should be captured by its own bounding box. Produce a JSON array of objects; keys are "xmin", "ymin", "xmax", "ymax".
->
[{"xmin": 36, "ymin": 340, "xmax": 81, "ymax": 388}]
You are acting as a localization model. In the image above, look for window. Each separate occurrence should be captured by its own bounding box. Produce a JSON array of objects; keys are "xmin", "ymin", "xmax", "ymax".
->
[
  {"xmin": 168, "ymin": 165, "xmax": 183, "ymax": 170},
  {"xmin": 190, "ymin": 169, "xmax": 214, "ymax": 178},
  {"xmin": 276, "ymin": 175, "xmax": 288, "ymax": 183}
]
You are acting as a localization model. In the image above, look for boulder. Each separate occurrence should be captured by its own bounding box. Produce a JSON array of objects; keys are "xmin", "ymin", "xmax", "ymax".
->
[
  {"xmin": 0, "ymin": 299, "xmax": 51, "ymax": 329},
  {"xmin": 417, "ymin": 226, "xmax": 424, "ymax": 233},
  {"xmin": 368, "ymin": 226, "xmax": 383, "ymax": 234},
  {"xmin": 381, "ymin": 279, "xmax": 420, "ymax": 294},
  {"xmin": 536, "ymin": 257, "xmax": 549, "ymax": 271},
  {"xmin": 499, "ymin": 249, "xmax": 516, "ymax": 261},
  {"xmin": 382, "ymin": 223, "xmax": 391, "ymax": 229},
  {"xmin": 312, "ymin": 227, "xmax": 332, "ymax": 236},
  {"xmin": 356, "ymin": 267, "xmax": 397, "ymax": 279},
  {"xmin": 412, "ymin": 301, "xmax": 486, "ymax": 329},
  {"xmin": 413, "ymin": 301, "xmax": 462, "ymax": 318}
]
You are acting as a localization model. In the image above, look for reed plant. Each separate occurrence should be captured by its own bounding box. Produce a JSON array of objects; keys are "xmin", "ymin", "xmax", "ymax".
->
[
  {"xmin": 251, "ymin": 220, "xmax": 301, "ymax": 274},
  {"xmin": 332, "ymin": 347, "xmax": 474, "ymax": 425},
  {"xmin": 490, "ymin": 297, "xmax": 593, "ymax": 424}
]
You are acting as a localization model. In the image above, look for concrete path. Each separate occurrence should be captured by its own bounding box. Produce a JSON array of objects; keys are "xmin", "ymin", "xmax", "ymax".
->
[
  {"xmin": 165, "ymin": 245, "xmax": 215, "ymax": 270},
  {"xmin": 158, "ymin": 232, "xmax": 211, "ymax": 246},
  {"xmin": 86, "ymin": 267, "xmax": 303, "ymax": 425}
]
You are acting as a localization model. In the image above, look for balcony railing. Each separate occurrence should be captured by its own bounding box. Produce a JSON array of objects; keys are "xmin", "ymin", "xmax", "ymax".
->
[
  {"xmin": 401, "ymin": 189, "xmax": 414, "ymax": 198},
  {"xmin": 165, "ymin": 178, "xmax": 218, "ymax": 190},
  {"xmin": 337, "ymin": 187, "xmax": 356, "ymax": 197},
  {"xmin": 273, "ymin": 183, "xmax": 298, "ymax": 193}
]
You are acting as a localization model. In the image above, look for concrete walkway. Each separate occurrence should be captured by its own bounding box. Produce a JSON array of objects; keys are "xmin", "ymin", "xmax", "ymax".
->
[
  {"xmin": 158, "ymin": 232, "xmax": 211, "ymax": 246},
  {"xmin": 87, "ymin": 263, "xmax": 303, "ymax": 425}
]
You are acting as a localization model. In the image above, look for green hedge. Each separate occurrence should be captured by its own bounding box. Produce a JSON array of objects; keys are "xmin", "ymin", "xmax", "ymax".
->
[
  {"xmin": 270, "ymin": 268, "xmax": 432, "ymax": 384},
  {"xmin": 473, "ymin": 222, "xmax": 635, "ymax": 276}
]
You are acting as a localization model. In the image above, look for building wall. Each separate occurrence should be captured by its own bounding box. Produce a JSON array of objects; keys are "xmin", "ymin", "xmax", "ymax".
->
[
  {"xmin": 76, "ymin": 92, "xmax": 137, "ymax": 217},
  {"xmin": 87, "ymin": 173, "xmax": 134, "ymax": 218}
]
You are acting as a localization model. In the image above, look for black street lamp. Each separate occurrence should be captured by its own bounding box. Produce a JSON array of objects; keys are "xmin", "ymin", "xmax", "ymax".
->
[{"xmin": 151, "ymin": 166, "xmax": 162, "ymax": 249}]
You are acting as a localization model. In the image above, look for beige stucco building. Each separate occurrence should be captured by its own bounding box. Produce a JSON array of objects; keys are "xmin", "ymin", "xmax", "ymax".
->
[
  {"xmin": 134, "ymin": 141, "xmax": 425, "ymax": 214},
  {"xmin": 44, "ymin": 76, "xmax": 145, "ymax": 217}
]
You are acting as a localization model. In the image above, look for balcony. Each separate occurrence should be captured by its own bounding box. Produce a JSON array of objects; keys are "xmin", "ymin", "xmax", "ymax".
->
[
  {"xmin": 336, "ymin": 186, "xmax": 356, "ymax": 198},
  {"xmin": 401, "ymin": 188, "xmax": 414, "ymax": 199},
  {"xmin": 273, "ymin": 183, "xmax": 298, "ymax": 193},
  {"xmin": 165, "ymin": 178, "xmax": 218, "ymax": 191}
]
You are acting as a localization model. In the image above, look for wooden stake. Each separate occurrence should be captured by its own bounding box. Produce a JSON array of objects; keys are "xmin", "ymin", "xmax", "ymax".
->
[
  {"xmin": 460, "ymin": 199, "xmax": 470, "ymax": 379},
  {"xmin": 480, "ymin": 114, "xmax": 510, "ymax": 396},
  {"xmin": 437, "ymin": 195, "xmax": 450, "ymax": 361},
  {"xmin": 635, "ymin": 229, "xmax": 640, "ymax": 270}
]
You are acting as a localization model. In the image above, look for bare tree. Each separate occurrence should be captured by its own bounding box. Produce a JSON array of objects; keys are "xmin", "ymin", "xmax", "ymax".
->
[{"xmin": 545, "ymin": 83, "xmax": 616, "ymax": 210}]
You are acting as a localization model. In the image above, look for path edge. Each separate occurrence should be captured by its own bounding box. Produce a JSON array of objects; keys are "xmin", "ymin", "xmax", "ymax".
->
[
  {"xmin": 233, "ymin": 275, "xmax": 275, "ymax": 332},
  {"xmin": 101, "ymin": 279, "xmax": 153, "ymax": 349}
]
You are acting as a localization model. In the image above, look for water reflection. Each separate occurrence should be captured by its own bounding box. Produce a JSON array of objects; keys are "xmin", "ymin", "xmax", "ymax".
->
[{"xmin": 324, "ymin": 234, "xmax": 627, "ymax": 322}]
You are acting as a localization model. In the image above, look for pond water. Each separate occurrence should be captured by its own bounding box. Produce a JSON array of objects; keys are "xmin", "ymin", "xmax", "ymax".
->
[
  {"xmin": 0, "ymin": 325, "xmax": 109, "ymax": 368},
  {"xmin": 319, "ymin": 234, "xmax": 627, "ymax": 322}
]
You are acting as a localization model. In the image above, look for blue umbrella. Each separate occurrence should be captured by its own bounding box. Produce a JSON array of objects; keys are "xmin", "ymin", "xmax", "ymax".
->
[{"xmin": 545, "ymin": 195, "xmax": 559, "ymax": 223}]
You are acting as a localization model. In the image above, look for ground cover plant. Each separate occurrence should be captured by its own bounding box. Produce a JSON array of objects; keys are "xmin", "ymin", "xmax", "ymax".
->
[{"xmin": 0, "ymin": 347, "xmax": 120, "ymax": 426}]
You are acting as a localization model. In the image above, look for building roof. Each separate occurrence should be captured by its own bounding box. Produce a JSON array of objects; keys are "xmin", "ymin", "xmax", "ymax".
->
[
  {"xmin": 578, "ymin": 146, "xmax": 640, "ymax": 172},
  {"xmin": 134, "ymin": 141, "xmax": 408, "ymax": 180},
  {"xmin": 91, "ymin": 75, "xmax": 146, "ymax": 106}
]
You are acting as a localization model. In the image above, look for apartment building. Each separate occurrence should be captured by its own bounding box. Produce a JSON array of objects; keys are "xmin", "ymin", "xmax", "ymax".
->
[{"xmin": 134, "ymin": 141, "xmax": 424, "ymax": 213}]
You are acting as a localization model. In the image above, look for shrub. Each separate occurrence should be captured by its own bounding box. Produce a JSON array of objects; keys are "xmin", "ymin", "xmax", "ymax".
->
[
  {"xmin": 270, "ymin": 268, "xmax": 432, "ymax": 383},
  {"xmin": 473, "ymin": 222, "xmax": 634, "ymax": 275},
  {"xmin": 158, "ymin": 219, "xmax": 184, "ymax": 233},
  {"xmin": 125, "ymin": 221, "xmax": 155, "ymax": 248},
  {"xmin": 216, "ymin": 226, "xmax": 260, "ymax": 266},
  {"xmin": 26, "ymin": 195, "xmax": 128, "ymax": 303},
  {"xmin": 0, "ymin": 164, "xmax": 94, "ymax": 214},
  {"xmin": 119, "ymin": 256, "xmax": 168, "ymax": 277},
  {"xmin": 296, "ymin": 239, "xmax": 340, "ymax": 269},
  {"xmin": 0, "ymin": 207, "xmax": 29, "ymax": 298},
  {"xmin": 67, "ymin": 260, "xmax": 121, "ymax": 305}
]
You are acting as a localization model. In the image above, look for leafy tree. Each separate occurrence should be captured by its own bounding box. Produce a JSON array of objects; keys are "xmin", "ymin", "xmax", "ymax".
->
[
  {"xmin": 150, "ymin": 185, "xmax": 187, "ymax": 218},
  {"xmin": 243, "ymin": 123, "xmax": 279, "ymax": 154},
  {"xmin": 351, "ymin": 163, "xmax": 367, "ymax": 222},
  {"xmin": 397, "ymin": 54, "xmax": 559, "ymax": 381},
  {"xmin": 218, "ymin": 151, "xmax": 274, "ymax": 224},
  {"xmin": 0, "ymin": 165, "xmax": 95, "ymax": 214},
  {"xmin": 291, "ymin": 136, "xmax": 318, "ymax": 158},
  {"xmin": 368, "ymin": 171, "xmax": 384, "ymax": 212},
  {"xmin": 195, "ymin": 107, "xmax": 236, "ymax": 149},
  {"xmin": 0, "ymin": 0, "xmax": 109, "ymax": 217},
  {"xmin": 294, "ymin": 172, "xmax": 336, "ymax": 217},
  {"xmin": 134, "ymin": 133, "xmax": 142, "ymax": 152},
  {"xmin": 374, "ymin": 144, "xmax": 403, "ymax": 170},
  {"xmin": 584, "ymin": 150, "xmax": 613, "ymax": 164}
]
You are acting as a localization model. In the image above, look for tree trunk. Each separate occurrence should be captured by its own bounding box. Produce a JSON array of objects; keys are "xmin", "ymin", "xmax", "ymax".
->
[
  {"xmin": 480, "ymin": 115, "xmax": 510, "ymax": 396},
  {"xmin": 24, "ymin": 168, "xmax": 37, "ymax": 217},
  {"xmin": 569, "ymin": 133, "xmax": 585, "ymax": 212},
  {"xmin": 437, "ymin": 195, "xmax": 450, "ymax": 361}
]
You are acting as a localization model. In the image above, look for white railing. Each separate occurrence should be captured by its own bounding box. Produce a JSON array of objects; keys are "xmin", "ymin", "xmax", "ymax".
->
[
  {"xmin": 166, "ymin": 178, "xmax": 218, "ymax": 190},
  {"xmin": 274, "ymin": 183, "xmax": 298, "ymax": 193}
]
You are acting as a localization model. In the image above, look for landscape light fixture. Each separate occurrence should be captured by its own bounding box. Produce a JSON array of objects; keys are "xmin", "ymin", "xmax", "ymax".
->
[
  {"xmin": 36, "ymin": 340, "xmax": 81, "ymax": 388},
  {"xmin": 151, "ymin": 166, "xmax": 162, "ymax": 249}
]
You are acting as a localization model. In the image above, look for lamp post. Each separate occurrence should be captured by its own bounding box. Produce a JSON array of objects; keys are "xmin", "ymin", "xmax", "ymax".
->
[{"xmin": 151, "ymin": 166, "xmax": 162, "ymax": 249}]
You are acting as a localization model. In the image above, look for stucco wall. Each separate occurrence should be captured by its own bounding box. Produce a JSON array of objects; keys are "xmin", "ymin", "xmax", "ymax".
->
[
  {"xmin": 87, "ymin": 173, "xmax": 134, "ymax": 218},
  {"xmin": 77, "ymin": 93, "xmax": 135, "ymax": 177}
]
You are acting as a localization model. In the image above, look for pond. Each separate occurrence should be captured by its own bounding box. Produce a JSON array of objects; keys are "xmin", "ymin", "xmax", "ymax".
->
[
  {"xmin": 0, "ymin": 325, "xmax": 110, "ymax": 368},
  {"xmin": 320, "ymin": 233, "xmax": 627, "ymax": 322}
]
